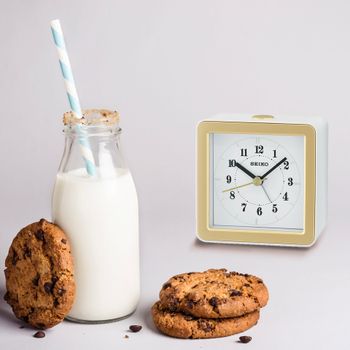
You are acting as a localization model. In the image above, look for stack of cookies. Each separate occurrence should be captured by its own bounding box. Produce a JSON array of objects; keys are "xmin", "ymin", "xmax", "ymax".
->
[{"xmin": 152, "ymin": 269, "xmax": 269, "ymax": 339}]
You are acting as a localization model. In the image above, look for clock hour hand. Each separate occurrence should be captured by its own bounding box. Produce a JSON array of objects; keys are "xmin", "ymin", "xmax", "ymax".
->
[
  {"xmin": 235, "ymin": 161, "xmax": 256, "ymax": 179},
  {"xmin": 260, "ymin": 157, "xmax": 287, "ymax": 180}
]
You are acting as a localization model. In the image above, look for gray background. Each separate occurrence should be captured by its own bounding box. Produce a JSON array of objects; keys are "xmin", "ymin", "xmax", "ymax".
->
[{"xmin": 0, "ymin": 0, "xmax": 349, "ymax": 349}]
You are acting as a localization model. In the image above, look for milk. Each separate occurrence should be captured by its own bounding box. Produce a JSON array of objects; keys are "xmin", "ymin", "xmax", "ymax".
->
[{"xmin": 52, "ymin": 168, "xmax": 139, "ymax": 321}]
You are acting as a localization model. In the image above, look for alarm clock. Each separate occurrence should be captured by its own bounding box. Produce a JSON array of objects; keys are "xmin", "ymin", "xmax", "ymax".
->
[{"xmin": 196, "ymin": 114, "xmax": 328, "ymax": 247}]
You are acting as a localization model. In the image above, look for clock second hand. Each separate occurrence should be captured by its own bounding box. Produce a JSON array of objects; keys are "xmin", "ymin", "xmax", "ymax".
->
[
  {"xmin": 261, "ymin": 183, "xmax": 272, "ymax": 203},
  {"xmin": 259, "ymin": 157, "xmax": 287, "ymax": 202},
  {"xmin": 222, "ymin": 177, "xmax": 266, "ymax": 193}
]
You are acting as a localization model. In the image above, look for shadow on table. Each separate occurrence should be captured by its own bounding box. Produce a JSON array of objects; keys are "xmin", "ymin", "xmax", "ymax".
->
[
  {"xmin": 0, "ymin": 284, "xmax": 24, "ymax": 328},
  {"xmin": 140, "ymin": 303, "xmax": 158, "ymax": 335}
]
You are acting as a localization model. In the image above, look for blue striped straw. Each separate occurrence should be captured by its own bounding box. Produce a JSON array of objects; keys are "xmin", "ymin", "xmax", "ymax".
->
[{"xmin": 50, "ymin": 19, "xmax": 96, "ymax": 176}]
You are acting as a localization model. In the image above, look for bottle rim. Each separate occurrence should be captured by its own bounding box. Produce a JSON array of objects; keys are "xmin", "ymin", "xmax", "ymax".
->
[
  {"xmin": 63, "ymin": 109, "xmax": 120, "ymax": 126},
  {"xmin": 62, "ymin": 109, "xmax": 121, "ymax": 137}
]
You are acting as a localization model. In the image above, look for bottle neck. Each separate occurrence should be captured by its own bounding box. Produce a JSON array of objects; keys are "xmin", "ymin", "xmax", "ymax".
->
[
  {"xmin": 64, "ymin": 124, "xmax": 122, "ymax": 139},
  {"xmin": 58, "ymin": 124, "xmax": 126, "ymax": 176}
]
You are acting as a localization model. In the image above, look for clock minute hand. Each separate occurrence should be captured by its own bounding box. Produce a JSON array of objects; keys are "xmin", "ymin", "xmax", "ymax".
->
[
  {"xmin": 235, "ymin": 161, "xmax": 256, "ymax": 179},
  {"xmin": 260, "ymin": 157, "xmax": 287, "ymax": 180}
]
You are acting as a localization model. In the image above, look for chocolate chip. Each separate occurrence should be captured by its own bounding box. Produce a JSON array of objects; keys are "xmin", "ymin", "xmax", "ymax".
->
[
  {"xmin": 129, "ymin": 325, "xmax": 142, "ymax": 332},
  {"xmin": 257, "ymin": 280, "xmax": 263, "ymax": 284},
  {"xmin": 174, "ymin": 276, "xmax": 185, "ymax": 282},
  {"xmin": 54, "ymin": 298, "xmax": 59, "ymax": 307},
  {"xmin": 239, "ymin": 335, "xmax": 252, "ymax": 343},
  {"xmin": 225, "ymin": 271, "xmax": 237, "ymax": 277},
  {"xmin": 169, "ymin": 305, "xmax": 178, "ymax": 312},
  {"xmin": 61, "ymin": 238, "xmax": 67, "ymax": 244},
  {"xmin": 198, "ymin": 320, "xmax": 214, "ymax": 332},
  {"xmin": 124, "ymin": 335, "xmax": 129, "ymax": 339},
  {"xmin": 24, "ymin": 245, "xmax": 31, "ymax": 258},
  {"xmin": 44, "ymin": 282, "xmax": 53, "ymax": 294},
  {"xmin": 184, "ymin": 315, "xmax": 194, "ymax": 321},
  {"xmin": 209, "ymin": 297, "xmax": 219, "ymax": 307},
  {"xmin": 52, "ymin": 276, "xmax": 58, "ymax": 284},
  {"xmin": 32, "ymin": 274, "xmax": 40, "ymax": 287},
  {"xmin": 20, "ymin": 316, "xmax": 29, "ymax": 323},
  {"xmin": 35, "ymin": 230, "xmax": 44, "ymax": 241},
  {"xmin": 57, "ymin": 288, "xmax": 66, "ymax": 296},
  {"xmin": 162, "ymin": 282, "xmax": 172, "ymax": 289},
  {"xmin": 186, "ymin": 299, "xmax": 195, "ymax": 308},
  {"xmin": 39, "ymin": 218, "xmax": 46, "ymax": 225},
  {"xmin": 230, "ymin": 289, "xmax": 242, "ymax": 297},
  {"xmin": 49, "ymin": 256, "xmax": 55, "ymax": 269},
  {"xmin": 168, "ymin": 297, "xmax": 180, "ymax": 311},
  {"xmin": 33, "ymin": 331, "xmax": 45, "ymax": 338},
  {"xmin": 12, "ymin": 250, "xmax": 19, "ymax": 265}
]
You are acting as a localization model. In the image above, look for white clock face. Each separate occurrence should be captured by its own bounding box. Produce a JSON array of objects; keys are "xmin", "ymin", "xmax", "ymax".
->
[{"xmin": 210, "ymin": 134, "xmax": 305, "ymax": 231}]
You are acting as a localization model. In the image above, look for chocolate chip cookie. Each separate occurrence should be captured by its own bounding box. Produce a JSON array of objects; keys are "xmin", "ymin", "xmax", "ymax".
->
[
  {"xmin": 4, "ymin": 219, "xmax": 75, "ymax": 329},
  {"xmin": 152, "ymin": 301, "xmax": 259, "ymax": 339},
  {"xmin": 159, "ymin": 269, "xmax": 268, "ymax": 318}
]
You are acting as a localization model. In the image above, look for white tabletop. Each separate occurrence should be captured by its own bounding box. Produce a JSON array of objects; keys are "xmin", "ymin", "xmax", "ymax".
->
[{"xmin": 1, "ymin": 215, "xmax": 349, "ymax": 350}]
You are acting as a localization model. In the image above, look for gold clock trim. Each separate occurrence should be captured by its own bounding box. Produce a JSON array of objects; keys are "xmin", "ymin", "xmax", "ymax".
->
[{"xmin": 196, "ymin": 121, "xmax": 316, "ymax": 246}]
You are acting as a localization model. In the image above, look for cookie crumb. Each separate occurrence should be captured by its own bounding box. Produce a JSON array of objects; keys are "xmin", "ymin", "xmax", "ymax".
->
[
  {"xmin": 33, "ymin": 331, "xmax": 45, "ymax": 338},
  {"xmin": 124, "ymin": 335, "xmax": 129, "ymax": 339},
  {"xmin": 239, "ymin": 335, "xmax": 252, "ymax": 343},
  {"xmin": 129, "ymin": 325, "xmax": 142, "ymax": 332}
]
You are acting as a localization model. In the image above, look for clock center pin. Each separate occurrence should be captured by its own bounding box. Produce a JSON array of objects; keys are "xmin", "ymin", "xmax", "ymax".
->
[{"xmin": 253, "ymin": 177, "xmax": 263, "ymax": 186}]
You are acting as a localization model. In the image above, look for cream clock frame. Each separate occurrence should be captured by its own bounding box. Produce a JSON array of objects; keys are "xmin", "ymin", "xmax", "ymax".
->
[{"xmin": 196, "ymin": 114, "xmax": 328, "ymax": 247}]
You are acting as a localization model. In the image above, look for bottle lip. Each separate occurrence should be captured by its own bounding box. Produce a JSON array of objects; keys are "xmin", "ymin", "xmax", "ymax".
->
[
  {"xmin": 64, "ymin": 124, "xmax": 122, "ymax": 137},
  {"xmin": 63, "ymin": 109, "xmax": 120, "ymax": 126}
]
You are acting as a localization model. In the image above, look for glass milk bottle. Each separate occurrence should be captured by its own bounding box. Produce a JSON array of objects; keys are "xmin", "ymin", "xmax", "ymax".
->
[{"xmin": 52, "ymin": 109, "xmax": 139, "ymax": 323}]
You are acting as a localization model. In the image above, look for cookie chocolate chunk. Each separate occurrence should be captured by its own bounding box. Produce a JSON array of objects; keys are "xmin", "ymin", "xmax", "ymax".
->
[
  {"xmin": 159, "ymin": 269, "xmax": 268, "ymax": 318},
  {"xmin": 4, "ymin": 219, "xmax": 75, "ymax": 329},
  {"xmin": 151, "ymin": 301, "xmax": 259, "ymax": 339}
]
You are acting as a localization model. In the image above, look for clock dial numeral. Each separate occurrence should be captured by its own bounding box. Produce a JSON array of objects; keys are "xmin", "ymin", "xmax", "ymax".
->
[
  {"xmin": 228, "ymin": 159, "xmax": 236, "ymax": 167},
  {"xmin": 213, "ymin": 134, "xmax": 303, "ymax": 228},
  {"xmin": 255, "ymin": 145, "xmax": 264, "ymax": 154},
  {"xmin": 240, "ymin": 148, "xmax": 247, "ymax": 157}
]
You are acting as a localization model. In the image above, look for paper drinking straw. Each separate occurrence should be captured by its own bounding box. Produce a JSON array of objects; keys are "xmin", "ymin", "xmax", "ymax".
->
[{"xmin": 50, "ymin": 19, "xmax": 96, "ymax": 176}]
